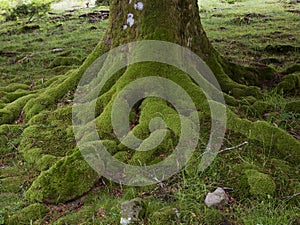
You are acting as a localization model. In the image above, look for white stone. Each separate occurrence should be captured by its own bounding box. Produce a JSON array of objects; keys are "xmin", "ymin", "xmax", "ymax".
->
[
  {"xmin": 120, "ymin": 217, "xmax": 131, "ymax": 225},
  {"xmin": 134, "ymin": 2, "xmax": 144, "ymax": 11},
  {"xmin": 204, "ymin": 187, "xmax": 229, "ymax": 208}
]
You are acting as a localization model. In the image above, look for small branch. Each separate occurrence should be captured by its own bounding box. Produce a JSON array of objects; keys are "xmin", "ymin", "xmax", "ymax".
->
[
  {"xmin": 218, "ymin": 141, "xmax": 248, "ymax": 154},
  {"xmin": 15, "ymin": 54, "xmax": 34, "ymax": 64},
  {"xmin": 15, "ymin": 48, "xmax": 64, "ymax": 64},
  {"xmin": 50, "ymin": 48, "xmax": 64, "ymax": 53},
  {"xmin": 222, "ymin": 187, "xmax": 234, "ymax": 191},
  {"xmin": 282, "ymin": 192, "xmax": 300, "ymax": 199}
]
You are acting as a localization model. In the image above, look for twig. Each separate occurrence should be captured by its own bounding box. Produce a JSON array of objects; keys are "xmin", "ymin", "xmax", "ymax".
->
[
  {"xmin": 15, "ymin": 48, "xmax": 64, "ymax": 64},
  {"xmin": 218, "ymin": 141, "xmax": 248, "ymax": 154},
  {"xmin": 282, "ymin": 192, "xmax": 300, "ymax": 199},
  {"xmin": 16, "ymin": 54, "xmax": 34, "ymax": 64},
  {"xmin": 222, "ymin": 187, "xmax": 234, "ymax": 191}
]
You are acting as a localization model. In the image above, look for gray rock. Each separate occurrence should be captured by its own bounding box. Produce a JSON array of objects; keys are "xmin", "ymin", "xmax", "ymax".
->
[
  {"xmin": 204, "ymin": 187, "xmax": 229, "ymax": 208},
  {"xmin": 120, "ymin": 198, "xmax": 146, "ymax": 225}
]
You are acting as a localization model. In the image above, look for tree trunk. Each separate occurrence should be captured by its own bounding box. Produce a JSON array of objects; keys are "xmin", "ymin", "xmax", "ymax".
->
[{"xmin": 2, "ymin": 0, "xmax": 298, "ymax": 204}]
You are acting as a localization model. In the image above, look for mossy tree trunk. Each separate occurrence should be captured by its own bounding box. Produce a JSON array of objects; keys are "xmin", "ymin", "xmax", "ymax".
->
[
  {"xmin": 1, "ymin": 0, "xmax": 299, "ymax": 204},
  {"xmin": 84, "ymin": 0, "xmax": 261, "ymax": 96}
]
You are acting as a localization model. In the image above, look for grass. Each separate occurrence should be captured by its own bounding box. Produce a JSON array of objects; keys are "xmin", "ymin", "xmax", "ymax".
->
[
  {"xmin": 0, "ymin": 0, "xmax": 299, "ymax": 224},
  {"xmin": 0, "ymin": 7, "xmax": 108, "ymax": 87},
  {"xmin": 200, "ymin": 0, "xmax": 300, "ymax": 71}
]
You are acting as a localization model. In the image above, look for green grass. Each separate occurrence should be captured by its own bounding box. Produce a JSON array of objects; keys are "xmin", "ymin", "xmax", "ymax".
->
[
  {"xmin": 0, "ymin": 7, "xmax": 107, "ymax": 87},
  {"xmin": 200, "ymin": 0, "xmax": 300, "ymax": 71}
]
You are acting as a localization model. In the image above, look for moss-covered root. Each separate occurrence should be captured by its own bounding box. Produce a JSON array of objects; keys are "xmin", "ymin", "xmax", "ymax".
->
[
  {"xmin": 275, "ymin": 72, "xmax": 300, "ymax": 94},
  {"xmin": 25, "ymin": 150, "xmax": 99, "ymax": 204},
  {"xmin": 22, "ymin": 41, "xmax": 110, "ymax": 120},
  {"xmin": 5, "ymin": 203, "xmax": 48, "ymax": 225},
  {"xmin": 232, "ymin": 165, "xmax": 276, "ymax": 198},
  {"xmin": 205, "ymin": 54, "xmax": 262, "ymax": 99},
  {"xmin": 0, "ymin": 94, "xmax": 37, "ymax": 125},
  {"xmin": 227, "ymin": 110, "xmax": 300, "ymax": 164}
]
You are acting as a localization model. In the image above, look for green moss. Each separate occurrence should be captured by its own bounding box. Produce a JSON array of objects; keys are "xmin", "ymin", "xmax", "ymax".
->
[
  {"xmin": 25, "ymin": 150, "xmax": 99, "ymax": 203},
  {"xmin": 285, "ymin": 100, "xmax": 300, "ymax": 113},
  {"xmin": 203, "ymin": 208, "xmax": 224, "ymax": 225},
  {"xmin": 44, "ymin": 75, "xmax": 66, "ymax": 88},
  {"xmin": 0, "ymin": 94, "xmax": 37, "ymax": 125},
  {"xmin": 22, "ymin": 148, "xmax": 42, "ymax": 164},
  {"xmin": 227, "ymin": 110, "xmax": 300, "ymax": 164},
  {"xmin": 36, "ymin": 154, "xmax": 60, "ymax": 171},
  {"xmin": 101, "ymin": 140, "xmax": 118, "ymax": 155},
  {"xmin": 205, "ymin": 55, "xmax": 261, "ymax": 98},
  {"xmin": 0, "ymin": 102, "xmax": 6, "ymax": 109},
  {"xmin": 130, "ymin": 129, "xmax": 173, "ymax": 166},
  {"xmin": 0, "ymin": 166, "xmax": 22, "ymax": 178},
  {"xmin": 243, "ymin": 169, "xmax": 276, "ymax": 197},
  {"xmin": 28, "ymin": 106, "xmax": 72, "ymax": 126},
  {"xmin": 276, "ymin": 73, "xmax": 300, "ymax": 94},
  {"xmin": 0, "ymin": 109, "xmax": 13, "ymax": 125},
  {"xmin": 0, "ymin": 124, "xmax": 12, "ymax": 134},
  {"xmin": 269, "ymin": 158, "xmax": 299, "ymax": 196},
  {"xmin": 233, "ymin": 165, "xmax": 276, "ymax": 198},
  {"xmin": 0, "ymin": 135, "xmax": 8, "ymax": 154},
  {"xmin": 19, "ymin": 123, "xmax": 75, "ymax": 157},
  {"xmin": 222, "ymin": 60, "xmax": 275, "ymax": 87},
  {"xmin": 5, "ymin": 203, "xmax": 48, "ymax": 225},
  {"xmin": 288, "ymin": 180, "xmax": 300, "ymax": 198},
  {"xmin": 0, "ymin": 124, "xmax": 23, "ymax": 154},
  {"xmin": 49, "ymin": 56, "xmax": 82, "ymax": 68},
  {"xmin": 21, "ymin": 69, "xmax": 83, "ymax": 120},
  {"xmin": 95, "ymin": 89, "xmax": 116, "ymax": 117},
  {"xmin": 95, "ymin": 101, "xmax": 114, "ymax": 139},
  {"xmin": 250, "ymin": 101, "xmax": 272, "ymax": 117},
  {"xmin": 0, "ymin": 83, "xmax": 29, "ymax": 92},
  {"xmin": 139, "ymin": 97, "xmax": 181, "ymax": 136},
  {"xmin": 149, "ymin": 206, "xmax": 179, "ymax": 224},
  {"xmin": 0, "ymin": 176, "xmax": 23, "ymax": 193},
  {"xmin": 113, "ymin": 151, "xmax": 132, "ymax": 163},
  {"xmin": 23, "ymin": 95, "xmax": 56, "ymax": 119},
  {"xmin": 270, "ymin": 158, "xmax": 292, "ymax": 174},
  {"xmin": 3, "ymin": 89, "xmax": 31, "ymax": 103},
  {"xmin": 27, "ymin": 111, "xmax": 49, "ymax": 125},
  {"xmin": 52, "ymin": 206, "xmax": 95, "ymax": 225},
  {"xmin": 52, "ymin": 106, "xmax": 72, "ymax": 121}
]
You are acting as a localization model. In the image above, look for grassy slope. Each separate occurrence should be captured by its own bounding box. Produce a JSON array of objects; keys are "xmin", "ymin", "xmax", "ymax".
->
[{"xmin": 0, "ymin": 0, "xmax": 299, "ymax": 224}]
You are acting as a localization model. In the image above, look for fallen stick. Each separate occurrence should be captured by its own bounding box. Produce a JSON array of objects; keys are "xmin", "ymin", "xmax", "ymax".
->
[
  {"xmin": 15, "ymin": 48, "xmax": 64, "ymax": 64},
  {"xmin": 218, "ymin": 141, "xmax": 249, "ymax": 154}
]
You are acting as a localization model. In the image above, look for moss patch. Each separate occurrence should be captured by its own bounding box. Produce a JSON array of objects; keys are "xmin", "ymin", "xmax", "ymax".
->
[
  {"xmin": 0, "ymin": 176, "xmax": 23, "ymax": 193},
  {"xmin": 149, "ymin": 206, "xmax": 179, "ymax": 224},
  {"xmin": 5, "ymin": 203, "xmax": 48, "ymax": 225},
  {"xmin": 25, "ymin": 150, "xmax": 99, "ymax": 203},
  {"xmin": 36, "ymin": 154, "xmax": 60, "ymax": 171},
  {"xmin": 52, "ymin": 205, "xmax": 95, "ymax": 225},
  {"xmin": 227, "ymin": 110, "xmax": 300, "ymax": 164},
  {"xmin": 241, "ymin": 169, "xmax": 276, "ymax": 197},
  {"xmin": 276, "ymin": 73, "xmax": 300, "ymax": 94}
]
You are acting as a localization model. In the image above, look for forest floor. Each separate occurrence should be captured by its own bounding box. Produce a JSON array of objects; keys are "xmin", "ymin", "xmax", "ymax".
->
[{"xmin": 0, "ymin": 0, "xmax": 299, "ymax": 224}]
